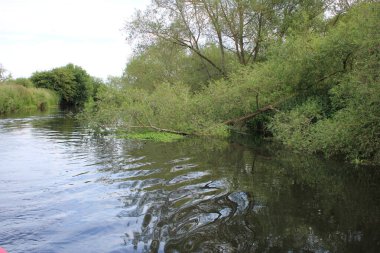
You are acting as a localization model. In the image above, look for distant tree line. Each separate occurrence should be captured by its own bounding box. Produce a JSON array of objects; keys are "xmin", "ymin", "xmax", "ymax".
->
[{"xmin": 0, "ymin": 63, "xmax": 103, "ymax": 113}]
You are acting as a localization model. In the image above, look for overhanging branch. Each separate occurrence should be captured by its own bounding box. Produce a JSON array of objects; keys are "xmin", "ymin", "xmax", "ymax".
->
[{"xmin": 223, "ymin": 105, "xmax": 275, "ymax": 125}]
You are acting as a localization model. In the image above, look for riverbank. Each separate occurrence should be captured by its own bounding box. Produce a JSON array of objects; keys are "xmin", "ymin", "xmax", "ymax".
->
[
  {"xmin": 83, "ymin": 3, "xmax": 379, "ymax": 165},
  {"xmin": 0, "ymin": 84, "xmax": 59, "ymax": 114}
]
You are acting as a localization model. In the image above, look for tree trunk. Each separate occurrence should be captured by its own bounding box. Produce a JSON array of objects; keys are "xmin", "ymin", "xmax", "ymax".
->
[{"xmin": 223, "ymin": 105, "xmax": 274, "ymax": 125}]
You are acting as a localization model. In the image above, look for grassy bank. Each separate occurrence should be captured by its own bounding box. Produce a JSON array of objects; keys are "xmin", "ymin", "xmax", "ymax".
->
[{"xmin": 0, "ymin": 84, "xmax": 59, "ymax": 114}]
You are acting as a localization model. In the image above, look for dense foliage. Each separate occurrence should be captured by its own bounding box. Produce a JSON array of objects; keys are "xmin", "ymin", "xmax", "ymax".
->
[
  {"xmin": 125, "ymin": 0, "xmax": 328, "ymax": 73},
  {"xmin": 84, "ymin": 1, "xmax": 379, "ymax": 164},
  {"xmin": 4, "ymin": 77, "xmax": 35, "ymax": 88},
  {"xmin": 0, "ymin": 84, "xmax": 58, "ymax": 114},
  {"xmin": 30, "ymin": 64, "xmax": 96, "ymax": 108},
  {"xmin": 123, "ymin": 42, "xmax": 236, "ymax": 91},
  {"xmin": 269, "ymin": 3, "xmax": 380, "ymax": 163}
]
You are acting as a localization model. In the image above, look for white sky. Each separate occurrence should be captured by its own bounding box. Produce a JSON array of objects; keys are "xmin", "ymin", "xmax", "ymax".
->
[{"xmin": 0, "ymin": 0, "xmax": 150, "ymax": 79}]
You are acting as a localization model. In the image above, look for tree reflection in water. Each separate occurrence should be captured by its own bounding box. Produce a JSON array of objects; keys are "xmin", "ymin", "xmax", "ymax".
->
[
  {"xmin": 2, "ymin": 114, "xmax": 378, "ymax": 253},
  {"xmin": 108, "ymin": 137, "xmax": 380, "ymax": 253}
]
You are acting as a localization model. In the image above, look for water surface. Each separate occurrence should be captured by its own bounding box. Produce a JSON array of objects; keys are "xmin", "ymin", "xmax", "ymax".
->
[{"xmin": 0, "ymin": 112, "xmax": 379, "ymax": 252}]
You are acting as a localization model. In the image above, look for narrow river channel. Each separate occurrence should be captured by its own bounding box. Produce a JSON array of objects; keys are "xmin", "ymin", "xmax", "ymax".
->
[{"xmin": 0, "ymin": 111, "xmax": 379, "ymax": 253}]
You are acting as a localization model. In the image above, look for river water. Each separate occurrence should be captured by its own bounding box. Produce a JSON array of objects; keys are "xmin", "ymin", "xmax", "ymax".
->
[{"xmin": 0, "ymin": 112, "xmax": 379, "ymax": 253}]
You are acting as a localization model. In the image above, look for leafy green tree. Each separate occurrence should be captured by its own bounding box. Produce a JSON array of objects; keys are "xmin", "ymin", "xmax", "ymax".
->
[
  {"xmin": 124, "ymin": 0, "xmax": 328, "ymax": 76},
  {"xmin": 123, "ymin": 41, "xmax": 238, "ymax": 91},
  {"xmin": 123, "ymin": 42, "xmax": 189, "ymax": 90},
  {"xmin": 31, "ymin": 64, "xmax": 94, "ymax": 108}
]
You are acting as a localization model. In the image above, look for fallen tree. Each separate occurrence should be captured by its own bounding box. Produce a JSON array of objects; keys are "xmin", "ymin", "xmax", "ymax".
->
[
  {"xmin": 223, "ymin": 105, "xmax": 275, "ymax": 126},
  {"xmin": 128, "ymin": 125, "xmax": 192, "ymax": 136},
  {"xmin": 125, "ymin": 103, "xmax": 277, "ymax": 136}
]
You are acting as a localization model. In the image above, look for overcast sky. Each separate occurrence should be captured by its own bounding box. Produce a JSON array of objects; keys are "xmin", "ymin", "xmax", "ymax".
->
[{"xmin": 0, "ymin": 0, "xmax": 150, "ymax": 79}]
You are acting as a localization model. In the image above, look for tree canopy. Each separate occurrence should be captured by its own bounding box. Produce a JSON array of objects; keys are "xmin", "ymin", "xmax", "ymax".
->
[
  {"xmin": 31, "ymin": 64, "xmax": 95, "ymax": 108},
  {"xmin": 124, "ymin": 0, "xmax": 328, "ymax": 76}
]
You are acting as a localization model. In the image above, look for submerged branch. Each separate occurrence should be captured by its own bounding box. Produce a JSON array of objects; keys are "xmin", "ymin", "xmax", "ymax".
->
[{"xmin": 128, "ymin": 125, "xmax": 192, "ymax": 136}]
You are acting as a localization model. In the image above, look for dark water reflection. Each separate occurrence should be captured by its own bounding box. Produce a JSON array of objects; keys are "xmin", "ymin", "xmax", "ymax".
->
[{"xmin": 0, "ymin": 112, "xmax": 379, "ymax": 253}]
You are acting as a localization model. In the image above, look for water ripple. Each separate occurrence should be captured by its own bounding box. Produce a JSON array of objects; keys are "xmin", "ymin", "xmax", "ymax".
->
[{"xmin": 1, "ymin": 112, "xmax": 379, "ymax": 253}]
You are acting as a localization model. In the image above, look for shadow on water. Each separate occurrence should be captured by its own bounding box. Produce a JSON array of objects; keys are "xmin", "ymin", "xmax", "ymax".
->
[
  {"xmin": 95, "ymin": 135, "xmax": 380, "ymax": 253},
  {"xmin": 0, "ymin": 112, "xmax": 379, "ymax": 253}
]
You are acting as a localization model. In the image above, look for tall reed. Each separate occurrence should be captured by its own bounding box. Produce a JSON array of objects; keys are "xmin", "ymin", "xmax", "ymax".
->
[{"xmin": 0, "ymin": 84, "xmax": 59, "ymax": 114}]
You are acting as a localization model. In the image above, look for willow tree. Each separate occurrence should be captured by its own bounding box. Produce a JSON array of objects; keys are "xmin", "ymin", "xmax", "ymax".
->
[
  {"xmin": 123, "ymin": 40, "xmax": 230, "ymax": 91},
  {"xmin": 124, "ymin": 0, "xmax": 274, "ymax": 76},
  {"xmin": 125, "ymin": 0, "xmax": 329, "ymax": 77},
  {"xmin": 125, "ymin": 0, "xmax": 225, "ymax": 76}
]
